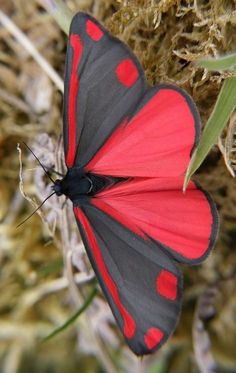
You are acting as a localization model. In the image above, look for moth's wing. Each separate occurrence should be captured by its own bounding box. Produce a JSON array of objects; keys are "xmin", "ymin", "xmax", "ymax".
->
[
  {"xmin": 74, "ymin": 204, "xmax": 183, "ymax": 356},
  {"xmin": 63, "ymin": 12, "xmax": 146, "ymax": 168},
  {"xmin": 84, "ymin": 84, "xmax": 218, "ymax": 264},
  {"xmin": 90, "ymin": 177, "xmax": 219, "ymax": 264},
  {"xmin": 85, "ymin": 85, "xmax": 200, "ymax": 178}
]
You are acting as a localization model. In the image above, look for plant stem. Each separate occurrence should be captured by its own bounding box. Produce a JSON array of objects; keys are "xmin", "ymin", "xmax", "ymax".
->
[
  {"xmin": 39, "ymin": 0, "xmax": 74, "ymax": 35},
  {"xmin": 0, "ymin": 10, "xmax": 63, "ymax": 92}
]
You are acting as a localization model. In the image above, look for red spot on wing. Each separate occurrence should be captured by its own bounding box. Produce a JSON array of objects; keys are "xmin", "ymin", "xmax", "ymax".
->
[
  {"xmin": 144, "ymin": 328, "xmax": 164, "ymax": 350},
  {"xmin": 156, "ymin": 270, "xmax": 177, "ymax": 301},
  {"xmin": 66, "ymin": 34, "xmax": 83, "ymax": 168},
  {"xmin": 115, "ymin": 59, "xmax": 139, "ymax": 87},
  {"xmin": 86, "ymin": 20, "xmax": 104, "ymax": 41},
  {"xmin": 74, "ymin": 207, "xmax": 136, "ymax": 339}
]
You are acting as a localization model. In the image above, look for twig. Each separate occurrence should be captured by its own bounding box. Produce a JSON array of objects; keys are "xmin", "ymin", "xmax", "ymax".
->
[
  {"xmin": 193, "ymin": 287, "xmax": 217, "ymax": 373},
  {"xmin": 2, "ymin": 342, "xmax": 23, "ymax": 373},
  {"xmin": 15, "ymin": 272, "xmax": 95, "ymax": 315},
  {"xmin": 0, "ymin": 88, "xmax": 31, "ymax": 113},
  {"xmin": 0, "ymin": 10, "xmax": 64, "ymax": 92},
  {"xmin": 38, "ymin": 0, "xmax": 74, "ymax": 35},
  {"xmin": 218, "ymin": 110, "xmax": 236, "ymax": 177},
  {"xmin": 17, "ymin": 143, "xmax": 44, "ymax": 220}
]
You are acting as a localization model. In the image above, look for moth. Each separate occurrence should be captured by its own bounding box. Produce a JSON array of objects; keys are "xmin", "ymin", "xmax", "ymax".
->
[{"xmin": 53, "ymin": 12, "xmax": 218, "ymax": 355}]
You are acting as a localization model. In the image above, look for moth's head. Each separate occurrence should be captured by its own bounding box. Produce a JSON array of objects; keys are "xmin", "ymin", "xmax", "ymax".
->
[
  {"xmin": 52, "ymin": 179, "xmax": 63, "ymax": 196},
  {"xmin": 51, "ymin": 170, "xmax": 93, "ymax": 202}
]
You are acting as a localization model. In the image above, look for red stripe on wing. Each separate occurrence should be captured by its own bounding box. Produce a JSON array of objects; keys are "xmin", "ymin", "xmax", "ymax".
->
[
  {"xmin": 74, "ymin": 207, "xmax": 136, "ymax": 338},
  {"xmin": 66, "ymin": 34, "xmax": 83, "ymax": 168}
]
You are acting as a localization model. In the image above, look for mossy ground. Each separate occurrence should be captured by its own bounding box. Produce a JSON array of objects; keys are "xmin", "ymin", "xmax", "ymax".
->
[{"xmin": 0, "ymin": 1, "xmax": 236, "ymax": 372}]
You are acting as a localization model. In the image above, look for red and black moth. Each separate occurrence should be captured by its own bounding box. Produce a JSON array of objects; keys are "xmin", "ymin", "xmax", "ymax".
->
[{"xmin": 53, "ymin": 12, "xmax": 219, "ymax": 355}]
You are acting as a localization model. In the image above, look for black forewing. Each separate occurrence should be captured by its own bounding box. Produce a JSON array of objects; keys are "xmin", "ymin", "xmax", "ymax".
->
[
  {"xmin": 75, "ymin": 203, "xmax": 183, "ymax": 356},
  {"xmin": 64, "ymin": 12, "xmax": 147, "ymax": 168}
]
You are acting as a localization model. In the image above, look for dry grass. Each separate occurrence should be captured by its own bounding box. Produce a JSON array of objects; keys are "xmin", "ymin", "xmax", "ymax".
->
[{"xmin": 0, "ymin": 0, "xmax": 236, "ymax": 372}]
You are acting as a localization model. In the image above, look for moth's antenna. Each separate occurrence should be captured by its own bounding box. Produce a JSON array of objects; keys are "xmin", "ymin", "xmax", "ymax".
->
[
  {"xmin": 23, "ymin": 142, "xmax": 56, "ymax": 184},
  {"xmin": 48, "ymin": 169, "xmax": 64, "ymax": 177},
  {"xmin": 16, "ymin": 191, "xmax": 56, "ymax": 228}
]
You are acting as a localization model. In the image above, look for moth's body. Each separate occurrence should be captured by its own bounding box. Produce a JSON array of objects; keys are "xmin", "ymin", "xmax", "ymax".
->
[{"xmin": 53, "ymin": 168, "xmax": 121, "ymax": 205}]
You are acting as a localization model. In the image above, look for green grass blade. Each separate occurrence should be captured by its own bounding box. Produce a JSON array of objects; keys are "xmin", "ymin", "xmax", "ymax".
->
[
  {"xmin": 42, "ymin": 287, "xmax": 97, "ymax": 342},
  {"xmin": 42, "ymin": 0, "xmax": 74, "ymax": 35},
  {"xmin": 184, "ymin": 77, "xmax": 236, "ymax": 190},
  {"xmin": 198, "ymin": 52, "xmax": 236, "ymax": 71}
]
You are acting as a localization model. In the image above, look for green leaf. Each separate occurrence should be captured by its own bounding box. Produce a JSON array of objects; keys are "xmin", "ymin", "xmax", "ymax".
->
[
  {"xmin": 42, "ymin": 287, "xmax": 97, "ymax": 342},
  {"xmin": 148, "ymin": 358, "xmax": 168, "ymax": 373},
  {"xmin": 198, "ymin": 52, "xmax": 236, "ymax": 71},
  {"xmin": 184, "ymin": 77, "xmax": 236, "ymax": 190},
  {"xmin": 39, "ymin": 258, "xmax": 63, "ymax": 277}
]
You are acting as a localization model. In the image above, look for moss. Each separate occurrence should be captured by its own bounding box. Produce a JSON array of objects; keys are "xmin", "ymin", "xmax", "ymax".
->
[{"xmin": 0, "ymin": 0, "xmax": 236, "ymax": 371}]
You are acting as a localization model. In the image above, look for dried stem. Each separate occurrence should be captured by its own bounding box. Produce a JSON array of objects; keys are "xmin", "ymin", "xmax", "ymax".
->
[
  {"xmin": 38, "ymin": 0, "xmax": 74, "ymax": 35},
  {"xmin": 16, "ymin": 272, "xmax": 95, "ymax": 314},
  {"xmin": 0, "ymin": 10, "xmax": 63, "ymax": 92}
]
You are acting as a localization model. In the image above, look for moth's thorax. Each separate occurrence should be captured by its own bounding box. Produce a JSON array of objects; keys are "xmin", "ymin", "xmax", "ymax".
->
[{"xmin": 52, "ymin": 168, "xmax": 119, "ymax": 204}]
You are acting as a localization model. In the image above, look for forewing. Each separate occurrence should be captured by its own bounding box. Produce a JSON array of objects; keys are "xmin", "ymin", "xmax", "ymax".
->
[
  {"xmin": 85, "ymin": 85, "xmax": 200, "ymax": 178},
  {"xmin": 91, "ymin": 177, "xmax": 218, "ymax": 264},
  {"xmin": 64, "ymin": 12, "xmax": 146, "ymax": 168},
  {"xmin": 74, "ymin": 204, "xmax": 182, "ymax": 356}
]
